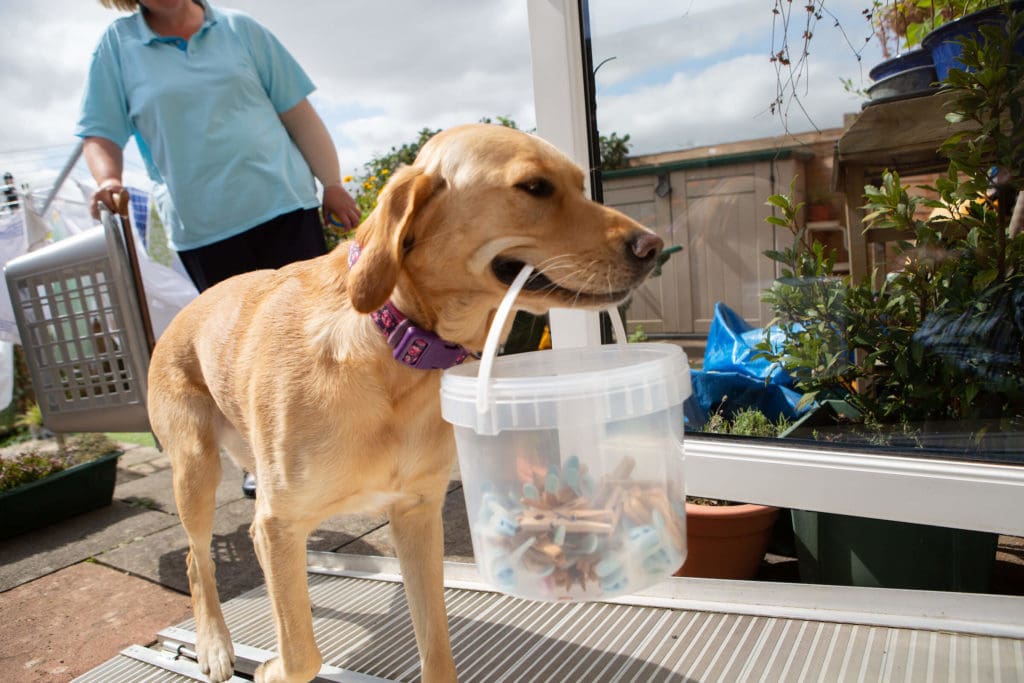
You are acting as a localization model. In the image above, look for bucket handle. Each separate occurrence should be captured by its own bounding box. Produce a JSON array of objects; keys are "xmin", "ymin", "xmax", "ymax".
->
[
  {"xmin": 477, "ymin": 265, "xmax": 534, "ymax": 415},
  {"xmin": 475, "ymin": 264, "xmax": 629, "ymax": 417}
]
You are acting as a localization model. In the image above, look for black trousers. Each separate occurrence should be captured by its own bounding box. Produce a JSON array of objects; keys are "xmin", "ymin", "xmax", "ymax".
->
[{"xmin": 177, "ymin": 207, "xmax": 327, "ymax": 292}]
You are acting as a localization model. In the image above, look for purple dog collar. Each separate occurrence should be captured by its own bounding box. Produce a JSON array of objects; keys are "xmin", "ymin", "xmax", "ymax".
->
[
  {"xmin": 370, "ymin": 303, "xmax": 471, "ymax": 369},
  {"xmin": 349, "ymin": 243, "xmax": 472, "ymax": 370}
]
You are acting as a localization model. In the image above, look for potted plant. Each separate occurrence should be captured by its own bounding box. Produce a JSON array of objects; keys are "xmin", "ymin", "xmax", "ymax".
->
[
  {"xmin": 866, "ymin": 1, "xmax": 1023, "ymax": 98},
  {"xmin": 676, "ymin": 408, "xmax": 783, "ymax": 580},
  {"xmin": 806, "ymin": 189, "xmax": 834, "ymax": 222},
  {"xmin": 755, "ymin": 14, "xmax": 1022, "ymax": 590},
  {"xmin": 869, "ymin": 0, "xmax": 995, "ymax": 57},
  {"xmin": 0, "ymin": 430, "xmax": 121, "ymax": 539},
  {"xmin": 920, "ymin": 0, "xmax": 1024, "ymax": 79},
  {"xmin": 773, "ymin": 2, "xmax": 1017, "ymax": 107}
]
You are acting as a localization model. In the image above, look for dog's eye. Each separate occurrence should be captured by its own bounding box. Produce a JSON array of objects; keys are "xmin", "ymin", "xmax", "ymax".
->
[{"xmin": 515, "ymin": 178, "xmax": 555, "ymax": 198}]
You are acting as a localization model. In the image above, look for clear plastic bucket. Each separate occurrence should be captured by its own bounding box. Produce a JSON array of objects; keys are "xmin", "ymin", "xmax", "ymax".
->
[{"xmin": 441, "ymin": 339, "xmax": 691, "ymax": 601}]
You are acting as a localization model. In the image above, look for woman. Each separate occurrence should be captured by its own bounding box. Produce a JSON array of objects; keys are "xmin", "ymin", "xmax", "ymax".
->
[
  {"xmin": 77, "ymin": 0, "xmax": 361, "ymax": 496},
  {"xmin": 77, "ymin": 0, "xmax": 361, "ymax": 291}
]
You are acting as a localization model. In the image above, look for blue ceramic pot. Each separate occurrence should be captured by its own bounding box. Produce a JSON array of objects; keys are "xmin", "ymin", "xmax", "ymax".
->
[
  {"xmin": 922, "ymin": 1, "xmax": 1024, "ymax": 81},
  {"xmin": 869, "ymin": 49, "xmax": 933, "ymax": 81},
  {"xmin": 866, "ymin": 65, "xmax": 938, "ymax": 103}
]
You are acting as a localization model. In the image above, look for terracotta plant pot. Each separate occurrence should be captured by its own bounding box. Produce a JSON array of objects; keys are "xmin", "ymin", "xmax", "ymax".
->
[
  {"xmin": 675, "ymin": 502, "xmax": 779, "ymax": 580},
  {"xmin": 807, "ymin": 202, "xmax": 832, "ymax": 222}
]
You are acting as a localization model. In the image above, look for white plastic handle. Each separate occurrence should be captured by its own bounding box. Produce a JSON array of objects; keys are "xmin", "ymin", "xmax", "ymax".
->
[
  {"xmin": 474, "ymin": 266, "xmax": 628, "ymax": 418},
  {"xmin": 606, "ymin": 306, "xmax": 627, "ymax": 345},
  {"xmin": 476, "ymin": 264, "xmax": 534, "ymax": 415}
]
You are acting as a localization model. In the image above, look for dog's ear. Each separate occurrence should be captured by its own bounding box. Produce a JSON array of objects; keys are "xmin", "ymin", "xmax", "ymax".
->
[{"xmin": 348, "ymin": 165, "xmax": 439, "ymax": 313}]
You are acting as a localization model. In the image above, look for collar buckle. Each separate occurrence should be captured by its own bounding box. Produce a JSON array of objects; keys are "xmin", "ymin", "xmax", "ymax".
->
[
  {"xmin": 357, "ymin": 258, "xmax": 471, "ymax": 371},
  {"xmin": 390, "ymin": 322, "xmax": 469, "ymax": 369}
]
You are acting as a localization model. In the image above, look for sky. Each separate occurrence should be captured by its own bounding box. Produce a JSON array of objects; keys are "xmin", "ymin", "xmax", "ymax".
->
[{"xmin": 0, "ymin": 0, "xmax": 883, "ymax": 199}]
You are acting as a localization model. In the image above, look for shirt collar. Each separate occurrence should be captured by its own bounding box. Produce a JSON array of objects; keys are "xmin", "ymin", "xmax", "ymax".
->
[{"xmin": 137, "ymin": 0, "xmax": 217, "ymax": 46}]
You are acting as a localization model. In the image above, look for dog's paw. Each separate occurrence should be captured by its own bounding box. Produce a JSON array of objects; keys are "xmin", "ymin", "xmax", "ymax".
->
[
  {"xmin": 255, "ymin": 656, "xmax": 320, "ymax": 683},
  {"xmin": 197, "ymin": 635, "xmax": 235, "ymax": 683},
  {"xmin": 254, "ymin": 657, "xmax": 289, "ymax": 683}
]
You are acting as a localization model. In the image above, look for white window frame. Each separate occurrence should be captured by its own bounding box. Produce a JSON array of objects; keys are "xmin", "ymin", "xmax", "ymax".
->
[
  {"xmin": 526, "ymin": 0, "xmax": 1024, "ymax": 538},
  {"xmin": 527, "ymin": 0, "xmax": 603, "ymax": 350}
]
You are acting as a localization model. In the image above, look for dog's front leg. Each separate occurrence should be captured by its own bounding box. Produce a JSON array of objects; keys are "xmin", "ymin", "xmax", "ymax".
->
[
  {"xmin": 173, "ymin": 455, "xmax": 235, "ymax": 683},
  {"xmin": 250, "ymin": 509, "xmax": 322, "ymax": 683},
  {"xmin": 390, "ymin": 494, "xmax": 457, "ymax": 683}
]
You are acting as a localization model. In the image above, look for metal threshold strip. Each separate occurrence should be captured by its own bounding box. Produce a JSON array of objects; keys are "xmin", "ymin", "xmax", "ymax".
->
[{"xmin": 76, "ymin": 553, "xmax": 1024, "ymax": 682}]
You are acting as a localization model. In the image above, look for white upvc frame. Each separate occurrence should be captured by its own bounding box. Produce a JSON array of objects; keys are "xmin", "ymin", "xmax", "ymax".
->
[
  {"xmin": 686, "ymin": 437, "xmax": 1024, "ymax": 535},
  {"xmin": 527, "ymin": 0, "xmax": 602, "ymax": 350},
  {"xmin": 526, "ymin": 0, "xmax": 1024, "ymax": 538}
]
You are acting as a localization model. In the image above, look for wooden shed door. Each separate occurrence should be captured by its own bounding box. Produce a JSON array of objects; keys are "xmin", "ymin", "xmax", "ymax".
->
[
  {"xmin": 604, "ymin": 158, "xmax": 798, "ymax": 335},
  {"xmin": 602, "ymin": 174, "xmax": 688, "ymax": 334}
]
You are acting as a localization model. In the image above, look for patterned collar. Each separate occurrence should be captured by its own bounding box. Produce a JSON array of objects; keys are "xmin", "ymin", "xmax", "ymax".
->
[{"xmin": 349, "ymin": 243, "xmax": 472, "ymax": 370}]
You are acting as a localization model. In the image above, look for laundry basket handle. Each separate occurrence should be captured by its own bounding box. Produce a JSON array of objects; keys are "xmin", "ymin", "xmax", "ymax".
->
[{"xmin": 112, "ymin": 191, "xmax": 156, "ymax": 353}]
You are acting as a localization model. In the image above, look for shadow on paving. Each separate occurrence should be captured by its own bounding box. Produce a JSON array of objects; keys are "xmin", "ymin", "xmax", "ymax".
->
[{"xmin": 0, "ymin": 500, "xmax": 177, "ymax": 591}]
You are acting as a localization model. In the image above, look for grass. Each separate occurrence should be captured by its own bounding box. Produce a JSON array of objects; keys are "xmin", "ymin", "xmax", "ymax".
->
[{"xmin": 105, "ymin": 432, "xmax": 157, "ymax": 448}]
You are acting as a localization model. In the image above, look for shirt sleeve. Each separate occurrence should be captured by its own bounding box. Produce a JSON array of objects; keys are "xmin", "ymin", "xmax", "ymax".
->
[
  {"xmin": 231, "ymin": 13, "xmax": 315, "ymax": 114},
  {"xmin": 75, "ymin": 30, "xmax": 133, "ymax": 147}
]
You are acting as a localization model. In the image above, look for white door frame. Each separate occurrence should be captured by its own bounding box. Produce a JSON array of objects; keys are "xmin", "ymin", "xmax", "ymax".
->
[{"xmin": 526, "ymin": 0, "xmax": 602, "ymax": 349}]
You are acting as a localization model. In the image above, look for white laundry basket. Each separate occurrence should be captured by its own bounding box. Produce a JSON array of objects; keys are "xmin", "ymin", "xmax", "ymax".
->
[{"xmin": 4, "ymin": 213, "xmax": 152, "ymax": 433}]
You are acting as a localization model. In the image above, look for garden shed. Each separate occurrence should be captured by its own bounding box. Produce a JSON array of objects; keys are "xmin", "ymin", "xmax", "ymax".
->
[{"xmin": 603, "ymin": 128, "xmax": 846, "ymax": 337}]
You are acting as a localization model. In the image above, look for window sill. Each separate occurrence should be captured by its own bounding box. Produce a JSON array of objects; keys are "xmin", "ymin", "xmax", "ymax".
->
[{"xmin": 683, "ymin": 436, "xmax": 1024, "ymax": 536}]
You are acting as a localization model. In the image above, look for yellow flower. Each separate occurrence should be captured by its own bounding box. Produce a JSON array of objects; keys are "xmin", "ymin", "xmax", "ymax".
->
[
  {"xmin": 343, "ymin": 175, "xmax": 353, "ymax": 183},
  {"xmin": 381, "ymin": 169, "xmax": 390, "ymax": 175}
]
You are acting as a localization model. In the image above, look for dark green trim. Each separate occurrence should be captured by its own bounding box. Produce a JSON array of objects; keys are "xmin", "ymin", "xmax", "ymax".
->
[{"xmin": 603, "ymin": 147, "xmax": 815, "ymax": 179}]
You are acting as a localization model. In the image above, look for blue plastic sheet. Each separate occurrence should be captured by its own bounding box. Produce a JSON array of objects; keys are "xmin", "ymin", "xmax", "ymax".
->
[
  {"xmin": 684, "ymin": 302, "xmax": 809, "ymax": 428},
  {"xmin": 702, "ymin": 302, "xmax": 790, "ymax": 384}
]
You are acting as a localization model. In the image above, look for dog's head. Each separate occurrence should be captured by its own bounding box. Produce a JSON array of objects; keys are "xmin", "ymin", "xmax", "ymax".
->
[{"xmin": 347, "ymin": 123, "xmax": 663, "ymax": 350}]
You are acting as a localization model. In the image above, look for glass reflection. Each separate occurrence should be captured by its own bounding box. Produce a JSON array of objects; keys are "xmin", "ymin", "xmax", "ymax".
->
[{"xmin": 588, "ymin": 1, "xmax": 1023, "ymax": 463}]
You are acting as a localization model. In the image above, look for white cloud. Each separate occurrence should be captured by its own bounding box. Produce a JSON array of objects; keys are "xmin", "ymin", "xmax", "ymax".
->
[
  {"xmin": 0, "ymin": 0, "xmax": 882, "ymax": 195},
  {"xmin": 591, "ymin": 0, "xmax": 880, "ymax": 155}
]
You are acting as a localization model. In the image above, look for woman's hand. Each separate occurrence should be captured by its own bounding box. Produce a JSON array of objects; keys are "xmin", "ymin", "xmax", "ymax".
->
[
  {"xmin": 90, "ymin": 179, "xmax": 125, "ymax": 220},
  {"xmin": 82, "ymin": 137, "xmax": 126, "ymax": 220},
  {"xmin": 322, "ymin": 183, "xmax": 360, "ymax": 229}
]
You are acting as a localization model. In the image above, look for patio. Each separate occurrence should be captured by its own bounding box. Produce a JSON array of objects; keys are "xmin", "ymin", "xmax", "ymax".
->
[{"xmin": 1, "ymin": 435, "xmax": 1022, "ymax": 681}]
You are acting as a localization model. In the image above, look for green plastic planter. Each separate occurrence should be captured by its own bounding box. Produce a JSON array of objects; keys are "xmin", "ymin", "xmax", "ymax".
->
[
  {"xmin": 792, "ymin": 510, "xmax": 998, "ymax": 592},
  {"xmin": 0, "ymin": 450, "xmax": 121, "ymax": 539}
]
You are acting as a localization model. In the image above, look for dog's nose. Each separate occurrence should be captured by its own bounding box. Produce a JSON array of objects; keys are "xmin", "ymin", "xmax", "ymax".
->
[{"xmin": 628, "ymin": 232, "xmax": 664, "ymax": 263}]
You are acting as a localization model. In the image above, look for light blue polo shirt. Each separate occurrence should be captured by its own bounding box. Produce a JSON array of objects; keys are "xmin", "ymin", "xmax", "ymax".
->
[{"xmin": 76, "ymin": 1, "xmax": 319, "ymax": 251}]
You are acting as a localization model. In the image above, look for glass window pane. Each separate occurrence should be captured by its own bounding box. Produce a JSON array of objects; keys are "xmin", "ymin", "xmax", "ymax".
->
[{"xmin": 587, "ymin": 0, "xmax": 1023, "ymax": 466}]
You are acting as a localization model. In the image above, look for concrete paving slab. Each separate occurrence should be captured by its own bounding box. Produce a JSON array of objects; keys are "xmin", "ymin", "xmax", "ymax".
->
[
  {"xmin": 97, "ymin": 493, "xmax": 404, "ymax": 600},
  {"xmin": 112, "ymin": 452, "xmax": 248, "ymax": 515},
  {"xmin": 440, "ymin": 483, "xmax": 475, "ymax": 562},
  {"xmin": 96, "ymin": 497, "xmax": 263, "ymax": 600},
  {"xmin": 0, "ymin": 501, "xmax": 179, "ymax": 592},
  {"xmin": 309, "ymin": 511, "xmax": 389, "ymax": 550},
  {"xmin": 328, "ymin": 484, "xmax": 475, "ymax": 563},
  {"xmin": 113, "ymin": 466, "xmax": 178, "ymax": 514},
  {"xmin": 0, "ymin": 562, "xmax": 191, "ymax": 682},
  {"xmin": 116, "ymin": 445, "xmax": 165, "ymax": 468}
]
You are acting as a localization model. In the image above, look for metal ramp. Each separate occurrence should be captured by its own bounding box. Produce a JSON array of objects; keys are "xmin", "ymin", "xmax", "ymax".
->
[{"xmin": 75, "ymin": 553, "xmax": 1024, "ymax": 682}]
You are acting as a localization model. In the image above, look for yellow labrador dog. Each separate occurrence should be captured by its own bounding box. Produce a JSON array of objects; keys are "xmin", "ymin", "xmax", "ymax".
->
[{"xmin": 148, "ymin": 123, "xmax": 664, "ymax": 683}]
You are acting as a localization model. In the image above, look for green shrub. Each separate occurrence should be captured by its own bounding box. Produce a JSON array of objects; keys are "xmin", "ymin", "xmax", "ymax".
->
[{"xmin": 757, "ymin": 10, "xmax": 1024, "ymax": 429}]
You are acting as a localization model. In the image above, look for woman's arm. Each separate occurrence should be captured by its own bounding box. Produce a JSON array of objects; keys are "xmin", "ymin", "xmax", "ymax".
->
[
  {"xmin": 280, "ymin": 99, "xmax": 361, "ymax": 228},
  {"xmin": 82, "ymin": 136, "xmax": 125, "ymax": 219}
]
